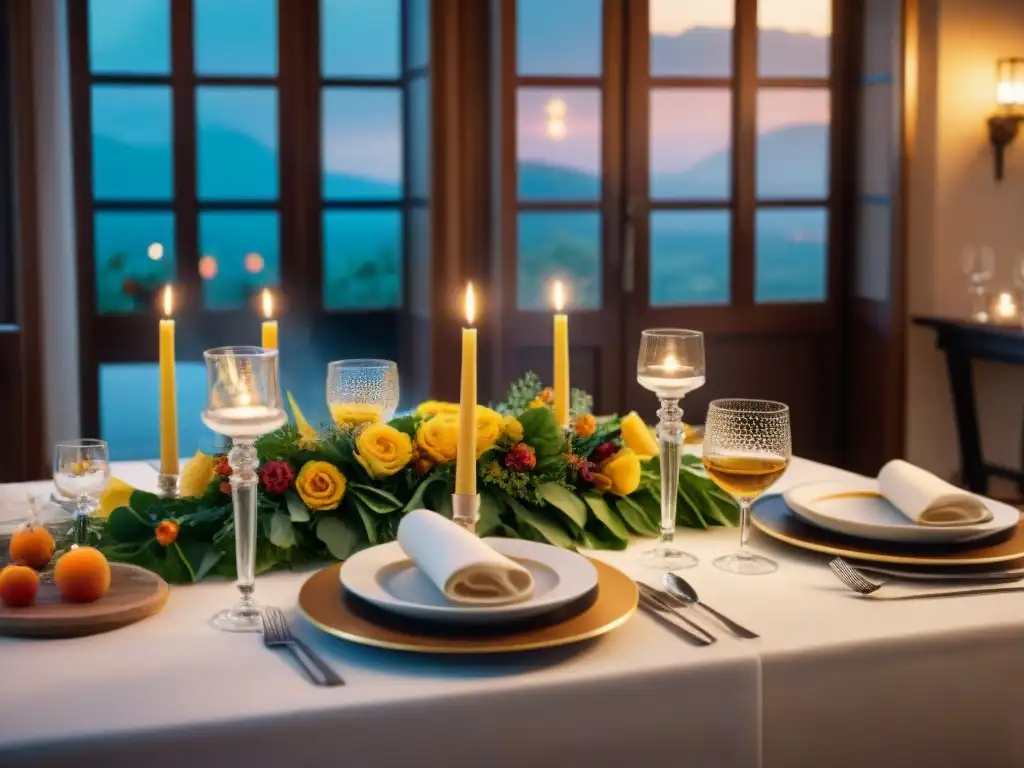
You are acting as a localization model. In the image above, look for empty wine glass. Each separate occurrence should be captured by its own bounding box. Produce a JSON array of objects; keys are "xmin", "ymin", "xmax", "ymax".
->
[
  {"xmin": 326, "ymin": 359, "xmax": 400, "ymax": 426},
  {"xmin": 201, "ymin": 346, "xmax": 287, "ymax": 632},
  {"xmin": 703, "ymin": 400, "xmax": 791, "ymax": 576},
  {"xmin": 636, "ymin": 329, "xmax": 706, "ymax": 570},
  {"xmin": 53, "ymin": 439, "xmax": 110, "ymax": 546},
  {"xmin": 962, "ymin": 246, "xmax": 995, "ymax": 321}
]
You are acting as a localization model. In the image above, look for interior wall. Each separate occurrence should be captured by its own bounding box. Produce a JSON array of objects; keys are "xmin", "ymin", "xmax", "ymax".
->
[{"xmin": 906, "ymin": 0, "xmax": 1024, "ymax": 481}]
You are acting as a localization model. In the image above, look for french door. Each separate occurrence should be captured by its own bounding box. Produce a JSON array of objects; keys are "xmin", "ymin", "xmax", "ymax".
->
[{"xmin": 495, "ymin": 0, "xmax": 852, "ymax": 463}]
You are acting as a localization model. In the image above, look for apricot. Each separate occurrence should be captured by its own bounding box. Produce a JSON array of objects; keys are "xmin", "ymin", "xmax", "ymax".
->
[
  {"xmin": 54, "ymin": 546, "xmax": 110, "ymax": 603},
  {"xmin": 9, "ymin": 524, "xmax": 55, "ymax": 570},
  {"xmin": 0, "ymin": 565, "xmax": 40, "ymax": 607}
]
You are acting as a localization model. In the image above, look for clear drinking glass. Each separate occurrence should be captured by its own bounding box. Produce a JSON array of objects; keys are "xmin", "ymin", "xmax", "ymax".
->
[
  {"xmin": 326, "ymin": 359, "xmax": 400, "ymax": 425},
  {"xmin": 636, "ymin": 329, "xmax": 706, "ymax": 570},
  {"xmin": 703, "ymin": 399, "xmax": 791, "ymax": 576},
  {"xmin": 962, "ymin": 246, "xmax": 995, "ymax": 321},
  {"xmin": 53, "ymin": 439, "xmax": 110, "ymax": 546},
  {"xmin": 201, "ymin": 346, "xmax": 287, "ymax": 633}
]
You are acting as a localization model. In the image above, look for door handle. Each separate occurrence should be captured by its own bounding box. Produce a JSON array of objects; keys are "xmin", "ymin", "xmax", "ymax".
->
[{"xmin": 622, "ymin": 204, "xmax": 635, "ymax": 294}]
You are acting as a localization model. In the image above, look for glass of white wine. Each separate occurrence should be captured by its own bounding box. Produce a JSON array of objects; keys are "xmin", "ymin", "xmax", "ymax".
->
[
  {"xmin": 702, "ymin": 399, "xmax": 791, "ymax": 576},
  {"xmin": 53, "ymin": 438, "xmax": 110, "ymax": 546}
]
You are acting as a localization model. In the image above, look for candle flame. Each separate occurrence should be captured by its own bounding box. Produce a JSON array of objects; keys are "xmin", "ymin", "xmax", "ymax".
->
[
  {"xmin": 551, "ymin": 279, "xmax": 566, "ymax": 312},
  {"xmin": 464, "ymin": 282, "xmax": 476, "ymax": 326},
  {"xmin": 664, "ymin": 354, "xmax": 680, "ymax": 371},
  {"xmin": 261, "ymin": 288, "xmax": 274, "ymax": 320},
  {"xmin": 162, "ymin": 284, "xmax": 173, "ymax": 317}
]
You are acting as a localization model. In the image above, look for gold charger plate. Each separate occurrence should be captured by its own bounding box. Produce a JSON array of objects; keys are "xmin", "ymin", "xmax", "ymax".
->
[
  {"xmin": 752, "ymin": 495, "xmax": 1024, "ymax": 566},
  {"xmin": 298, "ymin": 557, "xmax": 637, "ymax": 654}
]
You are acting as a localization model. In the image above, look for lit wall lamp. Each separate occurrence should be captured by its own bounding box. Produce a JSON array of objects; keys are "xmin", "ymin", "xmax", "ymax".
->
[{"xmin": 988, "ymin": 58, "xmax": 1024, "ymax": 180}]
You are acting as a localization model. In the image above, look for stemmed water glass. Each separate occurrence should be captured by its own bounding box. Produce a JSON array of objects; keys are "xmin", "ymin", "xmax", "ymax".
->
[
  {"xmin": 201, "ymin": 346, "xmax": 287, "ymax": 632},
  {"xmin": 53, "ymin": 439, "xmax": 110, "ymax": 546},
  {"xmin": 962, "ymin": 246, "xmax": 995, "ymax": 321},
  {"xmin": 702, "ymin": 399, "xmax": 791, "ymax": 576},
  {"xmin": 636, "ymin": 329, "xmax": 706, "ymax": 570},
  {"xmin": 326, "ymin": 359, "xmax": 400, "ymax": 424}
]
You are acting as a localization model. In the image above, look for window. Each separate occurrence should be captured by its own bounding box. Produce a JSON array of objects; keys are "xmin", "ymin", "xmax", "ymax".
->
[{"xmin": 71, "ymin": 0, "xmax": 429, "ymax": 456}]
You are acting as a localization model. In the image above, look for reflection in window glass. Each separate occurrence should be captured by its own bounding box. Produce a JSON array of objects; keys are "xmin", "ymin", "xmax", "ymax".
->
[
  {"xmin": 757, "ymin": 89, "xmax": 830, "ymax": 199},
  {"xmin": 650, "ymin": 211, "xmax": 731, "ymax": 306},
  {"xmin": 95, "ymin": 212, "xmax": 176, "ymax": 314},
  {"xmin": 517, "ymin": 88, "xmax": 601, "ymax": 201},
  {"xmin": 649, "ymin": 0, "xmax": 733, "ymax": 77},
  {"xmin": 195, "ymin": 0, "xmax": 278, "ymax": 75},
  {"xmin": 756, "ymin": 208, "xmax": 827, "ymax": 303},
  {"xmin": 89, "ymin": 0, "xmax": 170, "ymax": 74},
  {"xmin": 321, "ymin": 0, "xmax": 400, "ymax": 78},
  {"xmin": 650, "ymin": 89, "xmax": 731, "ymax": 200},
  {"xmin": 92, "ymin": 85, "xmax": 173, "ymax": 200},
  {"xmin": 322, "ymin": 88, "xmax": 403, "ymax": 200},
  {"xmin": 517, "ymin": 0, "xmax": 601, "ymax": 76},
  {"xmin": 758, "ymin": 0, "xmax": 831, "ymax": 77},
  {"xmin": 323, "ymin": 210, "xmax": 402, "ymax": 309},
  {"xmin": 199, "ymin": 212, "xmax": 280, "ymax": 310},
  {"xmin": 517, "ymin": 212, "xmax": 601, "ymax": 310},
  {"xmin": 197, "ymin": 87, "xmax": 279, "ymax": 200},
  {"xmin": 100, "ymin": 362, "xmax": 215, "ymax": 461}
]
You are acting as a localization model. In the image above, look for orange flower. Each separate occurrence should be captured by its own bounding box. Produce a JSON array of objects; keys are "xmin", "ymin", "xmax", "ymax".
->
[
  {"xmin": 574, "ymin": 413, "xmax": 597, "ymax": 438},
  {"xmin": 540, "ymin": 387, "xmax": 555, "ymax": 404},
  {"xmin": 155, "ymin": 520, "xmax": 179, "ymax": 547}
]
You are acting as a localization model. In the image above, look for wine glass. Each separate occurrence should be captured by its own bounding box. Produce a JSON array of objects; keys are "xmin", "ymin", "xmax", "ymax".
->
[
  {"xmin": 201, "ymin": 346, "xmax": 287, "ymax": 633},
  {"xmin": 326, "ymin": 359, "xmax": 400, "ymax": 426},
  {"xmin": 635, "ymin": 329, "xmax": 706, "ymax": 570},
  {"xmin": 53, "ymin": 439, "xmax": 110, "ymax": 546},
  {"xmin": 962, "ymin": 246, "xmax": 995, "ymax": 321},
  {"xmin": 702, "ymin": 399, "xmax": 791, "ymax": 576}
]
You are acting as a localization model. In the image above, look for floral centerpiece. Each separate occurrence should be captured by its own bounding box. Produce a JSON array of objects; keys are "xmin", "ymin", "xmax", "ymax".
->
[{"xmin": 93, "ymin": 373, "xmax": 737, "ymax": 584}]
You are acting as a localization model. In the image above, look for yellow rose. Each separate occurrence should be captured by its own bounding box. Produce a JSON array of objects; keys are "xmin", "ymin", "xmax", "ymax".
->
[
  {"xmin": 416, "ymin": 413, "xmax": 460, "ymax": 464},
  {"xmin": 503, "ymin": 415, "xmax": 524, "ymax": 443},
  {"xmin": 475, "ymin": 406, "xmax": 504, "ymax": 456},
  {"xmin": 528, "ymin": 396, "xmax": 547, "ymax": 409},
  {"xmin": 574, "ymin": 413, "xmax": 597, "ymax": 438},
  {"xmin": 178, "ymin": 450, "xmax": 217, "ymax": 498},
  {"xmin": 97, "ymin": 477, "xmax": 135, "ymax": 519},
  {"xmin": 600, "ymin": 448, "xmax": 642, "ymax": 496},
  {"xmin": 620, "ymin": 411, "xmax": 659, "ymax": 458},
  {"xmin": 416, "ymin": 400, "xmax": 460, "ymax": 418},
  {"xmin": 329, "ymin": 402, "xmax": 381, "ymax": 429},
  {"xmin": 355, "ymin": 423, "xmax": 413, "ymax": 478},
  {"xmin": 295, "ymin": 460, "xmax": 347, "ymax": 511}
]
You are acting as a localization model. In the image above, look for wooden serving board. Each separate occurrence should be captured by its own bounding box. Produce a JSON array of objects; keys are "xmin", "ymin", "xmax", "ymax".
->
[{"xmin": 0, "ymin": 563, "xmax": 169, "ymax": 638}]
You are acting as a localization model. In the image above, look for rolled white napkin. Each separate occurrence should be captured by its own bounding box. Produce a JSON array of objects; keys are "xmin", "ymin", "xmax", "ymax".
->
[
  {"xmin": 396, "ymin": 509, "xmax": 535, "ymax": 606},
  {"xmin": 878, "ymin": 459, "xmax": 993, "ymax": 526}
]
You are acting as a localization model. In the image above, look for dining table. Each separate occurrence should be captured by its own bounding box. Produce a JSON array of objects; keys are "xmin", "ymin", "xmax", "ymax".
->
[{"xmin": 1, "ymin": 453, "xmax": 1022, "ymax": 768}]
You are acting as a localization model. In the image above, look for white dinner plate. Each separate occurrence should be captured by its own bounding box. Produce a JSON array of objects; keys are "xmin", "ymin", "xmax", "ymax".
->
[
  {"xmin": 339, "ymin": 538, "xmax": 599, "ymax": 625},
  {"xmin": 784, "ymin": 480, "xmax": 1020, "ymax": 544}
]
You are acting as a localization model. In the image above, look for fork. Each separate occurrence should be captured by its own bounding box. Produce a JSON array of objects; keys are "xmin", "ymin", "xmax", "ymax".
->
[
  {"xmin": 637, "ymin": 583, "xmax": 716, "ymax": 645},
  {"xmin": 262, "ymin": 607, "xmax": 345, "ymax": 687},
  {"xmin": 829, "ymin": 557, "xmax": 1024, "ymax": 600}
]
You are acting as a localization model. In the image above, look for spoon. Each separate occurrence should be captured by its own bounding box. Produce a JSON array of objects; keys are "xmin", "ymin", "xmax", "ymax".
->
[{"xmin": 663, "ymin": 573, "xmax": 760, "ymax": 640}]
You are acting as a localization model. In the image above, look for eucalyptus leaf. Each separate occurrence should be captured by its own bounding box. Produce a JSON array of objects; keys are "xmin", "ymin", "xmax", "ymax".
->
[
  {"xmin": 538, "ymin": 483, "xmax": 588, "ymax": 528},
  {"xmin": 316, "ymin": 515, "xmax": 364, "ymax": 560},
  {"xmin": 506, "ymin": 498, "xmax": 575, "ymax": 549},
  {"xmin": 268, "ymin": 511, "xmax": 297, "ymax": 549},
  {"xmin": 583, "ymin": 492, "xmax": 630, "ymax": 541},
  {"xmin": 285, "ymin": 492, "xmax": 310, "ymax": 523},
  {"xmin": 353, "ymin": 497, "xmax": 379, "ymax": 544},
  {"xmin": 349, "ymin": 483, "xmax": 402, "ymax": 514}
]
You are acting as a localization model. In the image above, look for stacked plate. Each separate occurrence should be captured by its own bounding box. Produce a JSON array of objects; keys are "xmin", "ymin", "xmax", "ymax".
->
[
  {"xmin": 298, "ymin": 537, "xmax": 638, "ymax": 654},
  {"xmin": 751, "ymin": 474, "xmax": 1024, "ymax": 578}
]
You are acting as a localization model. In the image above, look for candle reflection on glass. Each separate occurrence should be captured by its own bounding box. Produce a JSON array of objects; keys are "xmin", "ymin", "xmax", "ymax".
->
[{"xmin": 992, "ymin": 291, "xmax": 1018, "ymax": 322}]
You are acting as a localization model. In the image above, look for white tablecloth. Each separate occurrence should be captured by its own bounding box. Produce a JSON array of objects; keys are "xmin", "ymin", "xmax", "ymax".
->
[{"xmin": 1, "ymin": 457, "xmax": 1023, "ymax": 768}]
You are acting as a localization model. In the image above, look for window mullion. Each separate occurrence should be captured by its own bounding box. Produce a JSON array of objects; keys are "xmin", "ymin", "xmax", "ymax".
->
[
  {"xmin": 171, "ymin": 0, "xmax": 199, "ymax": 305},
  {"xmin": 732, "ymin": 0, "xmax": 757, "ymax": 307}
]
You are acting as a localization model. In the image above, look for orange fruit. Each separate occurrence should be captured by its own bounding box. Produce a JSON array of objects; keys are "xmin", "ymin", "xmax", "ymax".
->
[
  {"xmin": 54, "ymin": 546, "xmax": 111, "ymax": 603},
  {"xmin": 9, "ymin": 524, "xmax": 56, "ymax": 570},
  {"xmin": 0, "ymin": 565, "xmax": 40, "ymax": 607}
]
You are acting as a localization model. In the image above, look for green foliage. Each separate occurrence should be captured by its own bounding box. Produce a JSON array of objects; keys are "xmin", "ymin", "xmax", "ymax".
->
[
  {"xmin": 498, "ymin": 371, "xmax": 543, "ymax": 413},
  {"xmin": 518, "ymin": 406, "xmax": 566, "ymax": 461}
]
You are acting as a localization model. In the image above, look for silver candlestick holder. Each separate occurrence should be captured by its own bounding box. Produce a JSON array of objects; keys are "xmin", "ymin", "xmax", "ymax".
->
[{"xmin": 451, "ymin": 493, "xmax": 481, "ymax": 535}]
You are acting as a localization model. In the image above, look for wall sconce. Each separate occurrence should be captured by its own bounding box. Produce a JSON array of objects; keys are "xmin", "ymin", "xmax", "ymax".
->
[{"xmin": 988, "ymin": 58, "xmax": 1023, "ymax": 180}]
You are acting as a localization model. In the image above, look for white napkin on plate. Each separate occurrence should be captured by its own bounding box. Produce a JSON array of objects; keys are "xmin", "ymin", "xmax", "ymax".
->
[
  {"xmin": 877, "ymin": 460, "xmax": 993, "ymax": 526},
  {"xmin": 396, "ymin": 509, "xmax": 535, "ymax": 606}
]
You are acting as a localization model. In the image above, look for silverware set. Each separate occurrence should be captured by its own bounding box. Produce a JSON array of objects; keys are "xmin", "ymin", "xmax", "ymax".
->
[
  {"xmin": 829, "ymin": 557, "xmax": 1024, "ymax": 600},
  {"xmin": 636, "ymin": 573, "xmax": 759, "ymax": 646},
  {"xmin": 262, "ymin": 606, "xmax": 345, "ymax": 687}
]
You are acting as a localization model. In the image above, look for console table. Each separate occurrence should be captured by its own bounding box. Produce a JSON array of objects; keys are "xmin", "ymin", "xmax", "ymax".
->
[{"xmin": 913, "ymin": 316, "xmax": 1024, "ymax": 494}]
